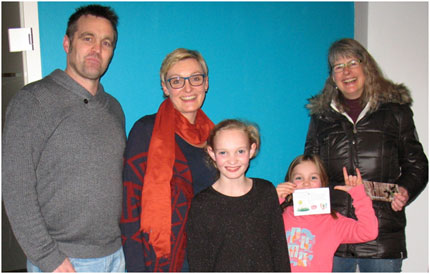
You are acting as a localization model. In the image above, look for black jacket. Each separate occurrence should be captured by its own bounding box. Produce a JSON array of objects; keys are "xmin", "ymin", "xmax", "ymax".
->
[{"xmin": 304, "ymin": 85, "xmax": 428, "ymax": 259}]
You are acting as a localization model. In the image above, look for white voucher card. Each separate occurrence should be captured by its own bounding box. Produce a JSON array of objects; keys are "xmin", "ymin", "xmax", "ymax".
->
[{"xmin": 293, "ymin": 187, "xmax": 331, "ymax": 216}]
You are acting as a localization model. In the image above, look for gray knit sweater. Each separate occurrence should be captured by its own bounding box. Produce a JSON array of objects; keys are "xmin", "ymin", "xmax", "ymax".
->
[{"xmin": 2, "ymin": 69, "xmax": 126, "ymax": 272}]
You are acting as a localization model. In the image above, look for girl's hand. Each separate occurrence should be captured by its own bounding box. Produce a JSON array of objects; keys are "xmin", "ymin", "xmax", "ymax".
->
[
  {"xmin": 276, "ymin": 182, "xmax": 296, "ymax": 199},
  {"xmin": 334, "ymin": 167, "xmax": 363, "ymax": 193}
]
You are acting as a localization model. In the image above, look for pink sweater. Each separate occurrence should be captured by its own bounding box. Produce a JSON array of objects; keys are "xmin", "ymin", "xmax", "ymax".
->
[{"xmin": 282, "ymin": 184, "xmax": 378, "ymax": 272}]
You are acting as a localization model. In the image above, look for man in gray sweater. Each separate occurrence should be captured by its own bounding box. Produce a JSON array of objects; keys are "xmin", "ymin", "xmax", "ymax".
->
[{"xmin": 2, "ymin": 5, "xmax": 126, "ymax": 272}]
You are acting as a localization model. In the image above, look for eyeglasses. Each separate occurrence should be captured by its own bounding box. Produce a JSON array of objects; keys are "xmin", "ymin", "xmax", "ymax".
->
[
  {"xmin": 332, "ymin": 59, "xmax": 361, "ymax": 73},
  {"xmin": 166, "ymin": 74, "xmax": 206, "ymax": 89}
]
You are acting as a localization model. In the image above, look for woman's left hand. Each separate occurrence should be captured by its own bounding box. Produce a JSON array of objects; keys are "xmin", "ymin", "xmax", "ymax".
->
[{"xmin": 391, "ymin": 186, "xmax": 409, "ymax": 211}]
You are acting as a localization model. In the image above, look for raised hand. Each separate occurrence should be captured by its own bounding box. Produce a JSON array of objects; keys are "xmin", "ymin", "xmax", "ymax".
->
[{"xmin": 334, "ymin": 167, "xmax": 363, "ymax": 193}]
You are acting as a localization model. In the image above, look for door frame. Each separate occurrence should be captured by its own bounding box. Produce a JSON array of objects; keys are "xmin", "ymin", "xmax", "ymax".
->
[{"xmin": 20, "ymin": 2, "xmax": 42, "ymax": 84}]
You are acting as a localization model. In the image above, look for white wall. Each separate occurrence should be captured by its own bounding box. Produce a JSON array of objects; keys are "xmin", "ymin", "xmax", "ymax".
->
[{"xmin": 355, "ymin": 2, "xmax": 428, "ymax": 272}]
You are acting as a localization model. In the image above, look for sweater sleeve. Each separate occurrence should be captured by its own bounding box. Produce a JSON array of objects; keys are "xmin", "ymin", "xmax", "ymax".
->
[
  {"xmin": 186, "ymin": 195, "xmax": 214, "ymax": 271},
  {"xmin": 2, "ymin": 90, "xmax": 66, "ymax": 272},
  {"xmin": 119, "ymin": 118, "xmax": 153, "ymax": 272},
  {"xmin": 268, "ymin": 185, "xmax": 292, "ymax": 272},
  {"xmin": 336, "ymin": 184, "xmax": 379, "ymax": 243}
]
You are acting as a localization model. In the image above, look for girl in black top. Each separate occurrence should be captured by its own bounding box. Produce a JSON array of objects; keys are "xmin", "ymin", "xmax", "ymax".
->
[{"xmin": 186, "ymin": 119, "xmax": 291, "ymax": 272}]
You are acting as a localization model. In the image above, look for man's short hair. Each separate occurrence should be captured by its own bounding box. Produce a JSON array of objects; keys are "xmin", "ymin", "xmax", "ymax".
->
[{"xmin": 66, "ymin": 4, "xmax": 119, "ymax": 46}]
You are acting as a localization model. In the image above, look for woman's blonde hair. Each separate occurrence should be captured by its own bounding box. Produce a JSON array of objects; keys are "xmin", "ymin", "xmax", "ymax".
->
[
  {"xmin": 160, "ymin": 48, "xmax": 208, "ymax": 86},
  {"xmin": 309, "ymin": 38, "xmax": 406, "ymax": 113}
]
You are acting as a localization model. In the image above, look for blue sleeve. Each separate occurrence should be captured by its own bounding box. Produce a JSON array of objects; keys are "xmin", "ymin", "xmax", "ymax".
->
[{"xmin": 120, "ymin": 116, "xmax": 154, "ymax": 272}]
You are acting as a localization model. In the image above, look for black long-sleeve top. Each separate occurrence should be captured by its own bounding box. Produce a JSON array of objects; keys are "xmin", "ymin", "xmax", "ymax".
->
[{"xmin": 186, "ymin": 178, "xmax": 291, "ymax": 272}]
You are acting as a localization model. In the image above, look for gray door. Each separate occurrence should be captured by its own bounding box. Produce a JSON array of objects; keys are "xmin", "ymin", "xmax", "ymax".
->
[{"xmin": 2, "ymin": 2, "xmax": 28, "ymax": 272}]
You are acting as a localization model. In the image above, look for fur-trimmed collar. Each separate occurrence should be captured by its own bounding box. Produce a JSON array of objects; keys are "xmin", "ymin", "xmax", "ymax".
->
[{"xmin": 306, "ymin": 82, "xmax": 413, "ymax": 115}]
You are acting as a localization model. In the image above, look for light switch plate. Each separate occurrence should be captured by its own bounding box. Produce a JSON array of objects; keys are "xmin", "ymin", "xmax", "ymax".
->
[{"xmin": 8, "ymin": 27, "xmax": 34, "ymax": 52}]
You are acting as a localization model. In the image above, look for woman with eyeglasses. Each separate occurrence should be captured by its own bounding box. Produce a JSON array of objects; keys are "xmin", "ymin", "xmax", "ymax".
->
[
  {"xmin": 302, "ymin": 38, "xmax": 427, "ymax": 272},
  {"xmin": 120, "ymin": 48, "xmax": 216, "ymax": 272}
]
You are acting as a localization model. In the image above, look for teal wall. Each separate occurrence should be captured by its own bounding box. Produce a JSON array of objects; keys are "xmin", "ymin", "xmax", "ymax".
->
[{"xmin": 38, "ymin": 2, "xmax": 354, "ymax": 184}]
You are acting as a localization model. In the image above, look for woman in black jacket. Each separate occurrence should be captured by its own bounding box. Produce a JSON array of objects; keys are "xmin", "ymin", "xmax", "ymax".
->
[{"xmin": 304, "ymin": 38, "xmax": 428, "ymax": 272}]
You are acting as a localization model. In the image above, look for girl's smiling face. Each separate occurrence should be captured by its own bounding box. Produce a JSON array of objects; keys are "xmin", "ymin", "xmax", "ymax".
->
[
  {"xmin": 291, "ymin": 160, "xmax": 322, "ymax": 189},
  {"xmin": 208, "ymin": 128, "xmax": 256, "ymax": 181}
]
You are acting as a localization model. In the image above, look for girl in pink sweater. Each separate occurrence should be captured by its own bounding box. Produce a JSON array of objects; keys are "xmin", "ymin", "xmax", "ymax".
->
[{"xmin": 277, "ymin": 154, "xmax": 378, "ymax": 272}]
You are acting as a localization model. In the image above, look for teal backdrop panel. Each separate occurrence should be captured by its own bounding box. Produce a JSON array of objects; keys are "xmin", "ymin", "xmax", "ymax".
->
[{"xmin": 38, "ymin": 2, "xmax": 354, "ymax": 185}]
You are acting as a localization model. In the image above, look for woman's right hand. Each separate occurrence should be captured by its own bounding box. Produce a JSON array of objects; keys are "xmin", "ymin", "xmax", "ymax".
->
[{"xmin": 276, "ymin": 182, "xmax": 297, "ymax": 199}]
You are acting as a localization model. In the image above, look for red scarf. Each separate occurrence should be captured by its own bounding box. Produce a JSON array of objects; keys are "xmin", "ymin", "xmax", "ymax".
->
[{"xmin": 140, "ymin": 99, "xmax": 214, "ymax": 258}]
